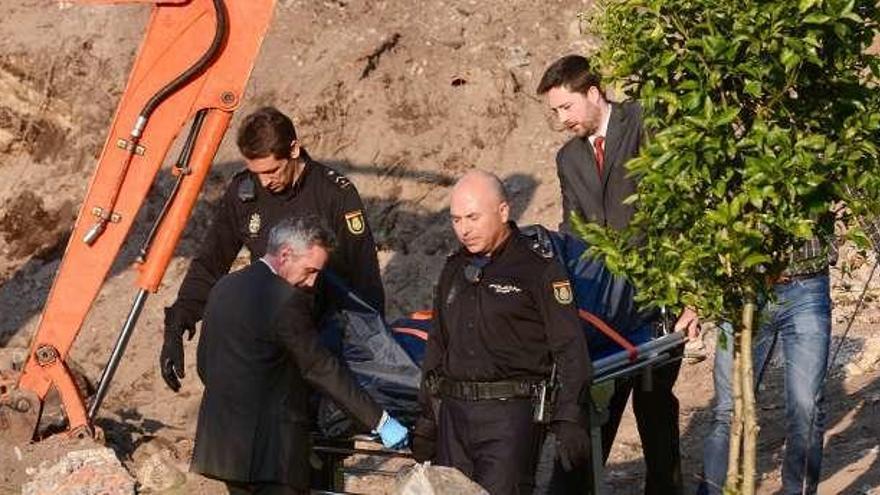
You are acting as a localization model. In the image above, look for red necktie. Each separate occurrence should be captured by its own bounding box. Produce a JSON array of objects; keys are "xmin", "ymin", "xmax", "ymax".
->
[{"xmin": 593, "ymin": 136, "xmax": 605, "ymax": 176}]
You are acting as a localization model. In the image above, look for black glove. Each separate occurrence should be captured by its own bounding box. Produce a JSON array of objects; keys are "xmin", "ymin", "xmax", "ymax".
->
[
  {"xmin": 160, "ymin": 323, "xmax": 194, "ymax": 392},
  {"xmin": 411, "ymin": 433, "xmax": 437, "ymax": 462},
  {"xmin": 411, "ymin": 415, "xmax": 437, "ymax": 462},
  {"xmin": 553, "ymin": 421, "xmax": 590, "ymax": 471}
]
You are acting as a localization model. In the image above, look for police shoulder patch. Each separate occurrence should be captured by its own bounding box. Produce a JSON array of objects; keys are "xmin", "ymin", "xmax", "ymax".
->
[
  {"xmin": 552, "ymin": 280, "xmax": 573, "ymax": 305},
  {"xmin": 344, "ymin": 210, "xmax": 366, "ymax": 235}
]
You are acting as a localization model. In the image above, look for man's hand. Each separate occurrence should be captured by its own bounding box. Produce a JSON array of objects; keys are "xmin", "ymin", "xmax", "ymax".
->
[
  {"xmin": 674, "ymin": 306, "xmax": 701, "ymax": 341},
  {"xmin": 411, "ymin": 432, "xmax": 437, "ymax": 462},
  {"xmin": 160, "ymin": 325, "xmax": 194, "ymax": 392},
  {"xmin": 553, "ymin": 421, "xmax": 590, "ymax": 471},
  {"xmin": 411, "ymin": 416, "xmax": 437, "ymax": 462},
  {"xmin": 411, "ymin": 415, "xmax": 437, "ymax": 462}
]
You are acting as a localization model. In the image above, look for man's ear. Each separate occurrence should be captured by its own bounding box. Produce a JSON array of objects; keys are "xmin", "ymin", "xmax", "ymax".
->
[
  {"xmin": 290, "ymin": 140, "xmax": 301, "ymax": 160},
  {"xmin": 279, "ymin": 245, "xmax": 293, "ymax": 262},
  {"xmin": 587, "ymin": 85, "xmax": 604, "ymax": 104},
  {"xmin": 499, "ymin": 201, "xmax": 510, "ymax": 223}
]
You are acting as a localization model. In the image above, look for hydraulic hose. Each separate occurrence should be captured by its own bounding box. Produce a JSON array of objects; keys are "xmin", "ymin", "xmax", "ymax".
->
[
  {"xmin": 131, "ymin": 0, "xmax": 228, "ymax": 138},
  {"xmin": 84, "ymin": 0, "xmax": 229, "ymax": 246},
  {"xmin": 85, "ymin": 0, "xmax": 229, "ymax": 422},
  {"xmin": 137, "ymin": 109, "xmax": 208, "ymax": 262}
]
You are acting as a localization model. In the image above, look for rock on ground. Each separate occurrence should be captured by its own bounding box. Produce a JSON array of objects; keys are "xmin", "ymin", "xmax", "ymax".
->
[
  {"xmin": 22, "ymin": 447, "xmax": 135, "ymax": 495},
  {"xmin": 133, "ymin": 452, "xmax": 186, "ymax": 494},
  {"xmin": 393, "ymin": 463, "xmax": 488, "ymax": 495}
]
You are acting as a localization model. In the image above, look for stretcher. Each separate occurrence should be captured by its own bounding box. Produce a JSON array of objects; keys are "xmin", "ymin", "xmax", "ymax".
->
[
  {"xmin": 311, "ymin": 330, "xmax": 685, "ymax": 494},
  {"xmin": 310, "ymin": 227, "xmax": 687, "ymax": 494}
]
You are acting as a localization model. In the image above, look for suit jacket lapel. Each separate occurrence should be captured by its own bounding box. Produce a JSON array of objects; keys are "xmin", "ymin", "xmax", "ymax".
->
[
  {"xmin": 601, "ymin": 103, "xmax": 625, "ymax": 186},
  {"xmin": 575, "ymin": 136, "xmax": 602, "ymax": 193}
]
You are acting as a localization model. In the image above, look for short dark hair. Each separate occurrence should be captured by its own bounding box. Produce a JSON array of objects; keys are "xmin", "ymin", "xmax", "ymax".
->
[
  {"xmin": 536, "ymin": 55, "xmax": 603, "ymax": 96},
  {"xmin": 236, "ymin": 106, "xmax": 297, "ymax": 160}
]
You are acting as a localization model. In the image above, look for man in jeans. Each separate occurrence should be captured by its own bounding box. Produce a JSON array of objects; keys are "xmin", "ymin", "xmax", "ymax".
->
[{"xmin": 699, "ymin": 220, "xmax": 880, "ymax": 495}]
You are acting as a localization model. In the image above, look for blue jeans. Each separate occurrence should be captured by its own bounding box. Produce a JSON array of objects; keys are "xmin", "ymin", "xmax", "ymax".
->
[{"xmin": 699, "ymin": 274, "xmax": 831, "ymax": 495}]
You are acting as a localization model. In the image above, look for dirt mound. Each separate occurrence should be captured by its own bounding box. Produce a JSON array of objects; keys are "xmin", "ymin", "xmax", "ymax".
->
[{"xmin": 0, "ymin": 191, "xmax": 72, "ymax": 261}]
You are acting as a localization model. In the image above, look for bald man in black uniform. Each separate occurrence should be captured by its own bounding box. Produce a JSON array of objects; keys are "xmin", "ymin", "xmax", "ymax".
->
[{"xmin": 413, "ymin": 171, "xmax": 592, "ymax": 495}]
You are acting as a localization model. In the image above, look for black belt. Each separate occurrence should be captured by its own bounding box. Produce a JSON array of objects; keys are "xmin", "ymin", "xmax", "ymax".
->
[{"xmin": 437, "ymin": 377, "xmax": 538, "ymax": 401}]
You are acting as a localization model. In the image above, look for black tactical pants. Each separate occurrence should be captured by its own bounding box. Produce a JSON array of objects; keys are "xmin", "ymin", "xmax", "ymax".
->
[{"xmin": 437, "ymin": 397, "xmax": 542, "ymax": 495}]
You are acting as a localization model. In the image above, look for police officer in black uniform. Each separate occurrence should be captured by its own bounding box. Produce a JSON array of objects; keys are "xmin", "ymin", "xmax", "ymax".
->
[
  {"xmin": 412, "ymin": 170, "xmax": 592, "ymax": 495},
  {"xmin": 160, "ymin": 106, "xmax": 384, "ymax": 392}
]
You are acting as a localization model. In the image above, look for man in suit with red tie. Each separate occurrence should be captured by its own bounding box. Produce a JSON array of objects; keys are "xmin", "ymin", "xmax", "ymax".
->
[{"xmin": 537, "ymin": 55, "xmax": 699, "ymax": 495}]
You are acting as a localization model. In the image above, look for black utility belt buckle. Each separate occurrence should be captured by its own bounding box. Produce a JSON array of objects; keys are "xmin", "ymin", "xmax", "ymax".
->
[{"xmin": 425, "ymin": 372, "xmax": 441, "ymax": 396}]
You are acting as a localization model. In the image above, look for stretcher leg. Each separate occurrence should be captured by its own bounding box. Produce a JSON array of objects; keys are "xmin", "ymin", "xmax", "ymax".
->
[
  {"xmin": 589, "ymin": 380, "xmax": 614, "ymax": 495},
  {"xmin": 590, "ymin": 423, "xmax": 605, "ymax": 495}
]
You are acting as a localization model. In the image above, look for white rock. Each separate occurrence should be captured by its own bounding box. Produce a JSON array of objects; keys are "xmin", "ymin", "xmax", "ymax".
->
[
  {"xmin": 134, "ymin": 452, "xmax": 186, "ymax": 493},
  {"xmin": 22, "ymin": 447, "xmax": 135, "ymax": 495},
  {"xmin": 394, "ymin": 463, "xmax": 488, "ymax": 495}
]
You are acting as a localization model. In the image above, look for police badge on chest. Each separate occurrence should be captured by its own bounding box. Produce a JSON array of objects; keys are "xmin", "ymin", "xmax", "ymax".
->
[{"xmin": 247, "ymin": 213, "xmax": 261, "ymax": 238}]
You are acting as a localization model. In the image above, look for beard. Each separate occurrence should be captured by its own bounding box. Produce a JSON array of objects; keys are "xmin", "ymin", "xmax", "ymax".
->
[
  {"xmin": 567, "ymin": 119, "xmax": 598, "ymax": 138},
  {"xmin": 566, "ymin": 101, "xmax": 604, "ymax": 137},
  {"xmin": 573, "ymin": 125, "xmax": 590, "ymax": 138}
]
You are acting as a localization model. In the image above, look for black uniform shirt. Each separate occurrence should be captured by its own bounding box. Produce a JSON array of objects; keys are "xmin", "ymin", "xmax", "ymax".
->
[
  {"xmin": 167, "ymin": 157, "xmax": 385, "ymax": 329},
  {"xmin": 422, "ymin": 225, "xmax": 591, "ymax": 422}
]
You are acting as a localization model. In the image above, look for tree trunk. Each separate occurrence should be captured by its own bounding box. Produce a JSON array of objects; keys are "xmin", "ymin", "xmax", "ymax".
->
[
  {"xmin": 724, "ymin": 296, "xmax": 758, "ymax": 495},
  {"xmin": 740, "ymin": 299, "xmax": 758, "ymax": 495},
  {"xmin": 725, "ymin": 315, "xmax": 744, "ymax": 493}
]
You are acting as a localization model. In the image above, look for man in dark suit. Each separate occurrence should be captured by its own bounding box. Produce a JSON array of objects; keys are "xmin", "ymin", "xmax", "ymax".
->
[
  {"xmin": 191, "ymin": 217, "xmax": 408, "ymax": 495},
  {"xmin": 537, "ymin": 55, "xmax": 699, "ymax": 495}
]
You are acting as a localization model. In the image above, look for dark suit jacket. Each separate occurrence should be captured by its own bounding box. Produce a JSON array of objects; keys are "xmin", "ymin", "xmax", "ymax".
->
[
  {"xmin": 191, "ymin": 261, "xmax": 382, "ymax": 488},
  {"xmin": 556, "ymin": 101, "xmax": 645, "ymax": 233}
]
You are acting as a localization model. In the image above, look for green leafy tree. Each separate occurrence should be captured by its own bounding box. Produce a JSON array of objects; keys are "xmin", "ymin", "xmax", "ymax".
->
[{"xmin": 579, "ymin": 0, "xmax": 880, "ymax": 492}]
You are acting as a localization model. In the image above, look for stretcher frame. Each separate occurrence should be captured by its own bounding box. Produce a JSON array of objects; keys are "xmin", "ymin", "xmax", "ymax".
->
[{"xmin": 311, "ymin": 330, "xmax": 687, "ymax": 495}]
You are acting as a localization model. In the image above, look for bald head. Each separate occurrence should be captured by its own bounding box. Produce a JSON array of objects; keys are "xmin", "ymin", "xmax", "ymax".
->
[
  {"xmin": 450, "ymin": 170, "xmax": 511, "ymax": 255},
  {"xmin": 453, "ymin": 170, "xmax": 509, "ymax": 204}
]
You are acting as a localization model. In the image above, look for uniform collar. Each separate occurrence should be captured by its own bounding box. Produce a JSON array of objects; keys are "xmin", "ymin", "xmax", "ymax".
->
[
  {"xmin": 267, "ymin": 154, "xmax": 313, "ymax": 201},
  {"xmin": 288, "ymin": 158, "xmax": 313, "ymax": 199},
  {"xmin": 462, "ymin": 221, "xmax": 519, "ymax": 260}
]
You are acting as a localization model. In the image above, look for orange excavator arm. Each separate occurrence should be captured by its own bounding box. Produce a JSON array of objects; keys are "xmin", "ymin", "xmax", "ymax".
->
[{"xmin": 0, "ymin": 0, "xmax": 275, "ymax": 442}]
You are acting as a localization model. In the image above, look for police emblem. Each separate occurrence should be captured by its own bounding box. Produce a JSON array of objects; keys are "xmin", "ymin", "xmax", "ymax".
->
[
  {"xmin": 344, "ymin": 210, "xmax": 365, "ymax": 235},
  {"xmin": 248, "ymin": 213, "xmax": 261, "ymax": 236},
  {"xmin": 552, "ymin": 280, "xmax": 573, "ymax": 304}
]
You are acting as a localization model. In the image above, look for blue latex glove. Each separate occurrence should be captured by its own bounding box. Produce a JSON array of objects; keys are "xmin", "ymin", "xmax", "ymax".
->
[{"xmin": 376, "ymin": 413, "xmax": 409, "ymax": 449}]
